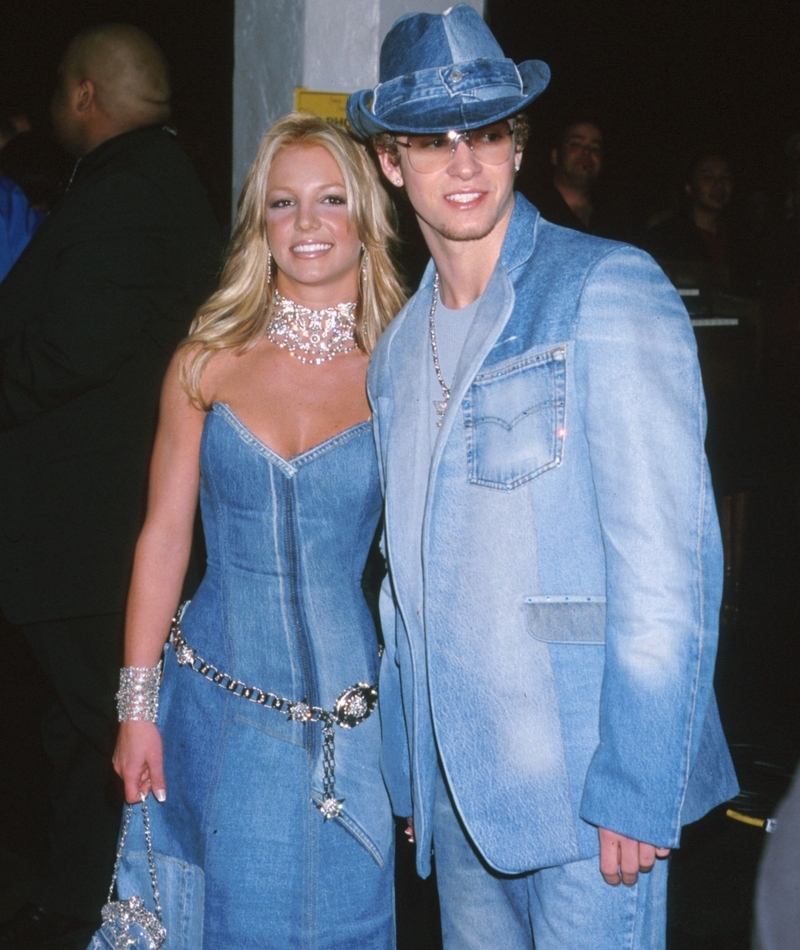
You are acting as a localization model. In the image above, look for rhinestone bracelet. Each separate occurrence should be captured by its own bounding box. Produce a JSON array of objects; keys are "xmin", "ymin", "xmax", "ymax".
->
[{"xmin": 116, "ymin": 664, "xmax": 162, "ymax": 722}]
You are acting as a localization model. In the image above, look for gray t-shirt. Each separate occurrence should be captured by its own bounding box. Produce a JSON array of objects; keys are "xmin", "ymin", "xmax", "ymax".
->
[{"xmin": 427, "ymin": 292, "xmax": 482, "ymax": 450}]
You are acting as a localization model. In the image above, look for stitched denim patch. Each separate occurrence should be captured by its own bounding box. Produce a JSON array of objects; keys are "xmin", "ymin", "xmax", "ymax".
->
[
  {"xmin": 524, "ymin": 595, "xmax": 606, "ymax": 643},
  {"xmin": 94, "ymin": 851, "xmax": 206, "ymax": 950},
  {"xmin": 464, "ymin": 346, "xmax": 566, "ymax": 490}
]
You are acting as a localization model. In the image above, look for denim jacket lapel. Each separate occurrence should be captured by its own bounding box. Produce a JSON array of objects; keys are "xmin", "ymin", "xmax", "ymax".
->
[{"xmin": 429, "ymin": 197, "xmax": 539, "ymax": 470}]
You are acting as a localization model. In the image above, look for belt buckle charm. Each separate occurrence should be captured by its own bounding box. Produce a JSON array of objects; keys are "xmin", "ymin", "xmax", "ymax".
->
[{"xmin": 333, "ymin": 683, "xmax": 378, "ymax": 728}]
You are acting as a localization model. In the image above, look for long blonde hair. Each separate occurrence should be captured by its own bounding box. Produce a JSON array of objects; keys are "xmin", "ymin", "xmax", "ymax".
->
[{"xmin": 179, "ymin": 112, "xmax": 406, "ymax": 406}]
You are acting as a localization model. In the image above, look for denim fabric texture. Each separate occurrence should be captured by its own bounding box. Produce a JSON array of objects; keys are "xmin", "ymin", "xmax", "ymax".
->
[
  {"xmin": 106, "ymin": 408, "xmax": 395, "ymax": 949},
  {"xmin": 346, "ymin": 5, "xmax": 550, "ymax": 136},
  {"xmin": 432, "ymin": 768, "xmax": 668, "ymax": 949},
  {"xmin": 369, "ymin": 194, "xmax": 739, "ymax": 881},
  {"xmin": 88, "ymin": 838, "xmax": 200, "ymax": 949}
]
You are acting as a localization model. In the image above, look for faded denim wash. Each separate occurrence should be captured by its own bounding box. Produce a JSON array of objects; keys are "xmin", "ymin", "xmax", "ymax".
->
[
  {"xmin": 432, "ymin": 768, "xmax": 668, "ymax": 949},
  {"xmin": 369, "ymin": 194, "xmax": 738, "ymax": 885},
  {"xmin": 97, "ymin": 408, "xmax": 395, "ymax": 949}
]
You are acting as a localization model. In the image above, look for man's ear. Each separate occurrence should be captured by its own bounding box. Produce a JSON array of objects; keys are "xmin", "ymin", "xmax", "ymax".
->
[
  {"xmin": 377, "ymin": 149, "xmax": 403, "ymax": 188},
  {"xmin": 550, "ymin": 147, "xmax": 558, "ymax": 168},
  {"xmin": 75, "ymin": 79, "xmax": 95, "ymax": 114}
]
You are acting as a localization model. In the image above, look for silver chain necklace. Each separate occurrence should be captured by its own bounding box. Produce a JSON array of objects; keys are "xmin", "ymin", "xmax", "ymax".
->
[
  {"xmin": 267, "ymin": 291, "xmax": 357, "ymax": 364},
  {"xmin": 429, "ymin": 273, "xmax": 450, "ymax": 426}
]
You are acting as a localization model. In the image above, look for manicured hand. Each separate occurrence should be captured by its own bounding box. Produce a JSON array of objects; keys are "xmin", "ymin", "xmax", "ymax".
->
[{"xmin": 113, "ymin": 720, "xmax": 167, "ymax": 804}]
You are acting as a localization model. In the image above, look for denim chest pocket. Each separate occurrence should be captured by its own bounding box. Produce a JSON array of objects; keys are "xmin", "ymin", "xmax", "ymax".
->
[{"xmin": 464, "ymin": 346, "xmax": 566, "ymax": 490}]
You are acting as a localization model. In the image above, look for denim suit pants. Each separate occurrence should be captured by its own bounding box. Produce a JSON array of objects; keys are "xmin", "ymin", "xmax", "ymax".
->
[{"xmin": 433, "ymin": 768, "xmax": 668, "ymax": 950}]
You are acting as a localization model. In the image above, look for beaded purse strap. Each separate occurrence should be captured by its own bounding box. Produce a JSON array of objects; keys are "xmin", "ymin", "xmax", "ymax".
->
[{"xmin": 101, "ymin": 795, "xmax": 166, "ymax": 949}]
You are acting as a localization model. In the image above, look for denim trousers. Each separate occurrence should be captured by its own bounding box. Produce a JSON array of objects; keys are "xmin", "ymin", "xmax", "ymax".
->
[{"xmin": 433, "ymin": 770, "xmax": 668, "ymax": 950}]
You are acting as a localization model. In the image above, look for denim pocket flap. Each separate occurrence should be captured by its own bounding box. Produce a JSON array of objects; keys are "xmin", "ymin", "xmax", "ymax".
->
[
  {"xmin": 464, "ymin": 346, "xmax": 566, "ymax": 490},
  {"xmin": 524, "ymin": 595, "xmax": 606, "ymax": 643}
]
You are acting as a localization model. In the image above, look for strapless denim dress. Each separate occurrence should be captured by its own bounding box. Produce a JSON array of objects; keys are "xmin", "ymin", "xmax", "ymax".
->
[{"xmin": 108, "ymin": 404, "xmax": 395, "ymax": 950}]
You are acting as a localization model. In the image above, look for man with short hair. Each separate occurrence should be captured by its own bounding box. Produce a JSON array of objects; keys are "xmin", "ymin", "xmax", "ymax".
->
[
  {"xmin": 540, "ymin": 119, "xmax": 604, "ymax": 228},
  {"xmin": 644, "ymin": 152, "xmax": 763, "ymax": 294},
  {"xmin": 646, "ymin": 152, "xmax": 734, "ymax": 265},
  {"xmin": 534, "ymin": 122, "xmax": 606, "ymax": 230},
  {"xmin": 0, "ymin": 24, "xmax": 220, "ymax": 948},
  {"xmin": 532, "ymin": 118, "xmax": 635, "ymax": 241},
  {"xmin": 347, "ymin": 6, "xmax": 737, "ymax": 948},
  {"xmin": 555, "ymin": 119, "xmax": 603, "ymax": 179}
]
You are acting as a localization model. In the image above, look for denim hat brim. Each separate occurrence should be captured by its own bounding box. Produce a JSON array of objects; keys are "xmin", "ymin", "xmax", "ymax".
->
[{"xmin": 347, "ymin": 58, "xmax": 550, "ymax": 137}]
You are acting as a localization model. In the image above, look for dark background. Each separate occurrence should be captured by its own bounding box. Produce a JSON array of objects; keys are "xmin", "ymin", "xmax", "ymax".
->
[
  {"xmin": 489, "ymin": 0, "xmax": 800, "ymax": 219},
  {"xmin": 1, "ymin": 0, "xmax": 799, "ymax": 224}
]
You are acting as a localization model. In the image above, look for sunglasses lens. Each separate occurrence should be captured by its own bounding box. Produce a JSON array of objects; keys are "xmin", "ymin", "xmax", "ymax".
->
[
  {"xmin": 402, "ymin": 122, "xmax": 514, "ymax": 172},
  {"xmin": 469, "ymin": 123, "xmax": 516, "ymax": 164}
]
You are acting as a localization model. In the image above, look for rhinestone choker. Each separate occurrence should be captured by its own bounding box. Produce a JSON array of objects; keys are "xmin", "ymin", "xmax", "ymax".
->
[{"xmin": 267, "ymin": 291, "xmax": 358, "ymax": 364}]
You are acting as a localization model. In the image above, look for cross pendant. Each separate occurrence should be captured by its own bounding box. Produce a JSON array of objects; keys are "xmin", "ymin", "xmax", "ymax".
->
[{"xmin": 434, "ymin": 399, "xmax": 448, "ymax": 427}]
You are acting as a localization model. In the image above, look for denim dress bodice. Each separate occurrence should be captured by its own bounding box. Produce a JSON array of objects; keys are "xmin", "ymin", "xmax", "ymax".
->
[{"xmin": 183, "ymin": 404, "xmax": 383, "ymax": 714}]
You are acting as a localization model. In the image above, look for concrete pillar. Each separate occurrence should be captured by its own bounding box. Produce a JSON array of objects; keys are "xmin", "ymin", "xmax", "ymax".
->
[{"xmin": 233, "ymin": 0, "xmax": 484, "ymax": 210}]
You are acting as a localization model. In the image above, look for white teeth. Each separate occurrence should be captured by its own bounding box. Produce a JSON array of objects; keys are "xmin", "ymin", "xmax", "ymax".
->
[
  {"xmin": 446, "ymin": 193, "xmax": 481, "ymax": 204},
  {"xmin": 292, "ymin": 243, "xmax": 331, "ymax": 252}
]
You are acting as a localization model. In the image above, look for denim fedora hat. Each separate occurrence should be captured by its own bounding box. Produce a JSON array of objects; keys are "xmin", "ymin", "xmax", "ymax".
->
[{"xmin": 347, "ymin": 4, "xmax": 550, "ymax": 137}]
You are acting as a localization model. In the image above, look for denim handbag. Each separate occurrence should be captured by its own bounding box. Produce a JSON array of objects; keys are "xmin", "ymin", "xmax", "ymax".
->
[{"xmin": 88, "ymin": 796, "xmax": 167, "ymax": 950}]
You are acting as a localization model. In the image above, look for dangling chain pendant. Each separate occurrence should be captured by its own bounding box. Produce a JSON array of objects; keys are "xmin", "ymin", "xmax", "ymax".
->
[
  {"xmin": 429, "ymin": 272, "xmax": 450, "ymax": 426},
  {"xmin": 170, "ymin": 611, "xmax": 377, "ymax": 823},
  {"xmin": 268, "ymin": 291, "xmax": 357, "ymax": 364},
  {"xmin": 317, "ymin": 717, "xmax": 344, "ymax": 820}
]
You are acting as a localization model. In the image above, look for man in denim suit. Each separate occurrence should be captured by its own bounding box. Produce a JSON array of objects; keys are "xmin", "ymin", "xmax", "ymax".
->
[{"xmin": 348, "ymin": 6, "xmax": 738, "ymax": 948}]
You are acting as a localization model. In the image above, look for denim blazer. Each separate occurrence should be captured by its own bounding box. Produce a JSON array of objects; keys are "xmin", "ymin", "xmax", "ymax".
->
[{"xmin": 369, "ymin": 195, "xmax": 738, "ymax": 877}]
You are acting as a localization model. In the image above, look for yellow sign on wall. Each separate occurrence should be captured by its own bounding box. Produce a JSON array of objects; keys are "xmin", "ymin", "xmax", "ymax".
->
[{"xmin": 294, "ymin": 88, "xmax": 350, "ymax": 129}]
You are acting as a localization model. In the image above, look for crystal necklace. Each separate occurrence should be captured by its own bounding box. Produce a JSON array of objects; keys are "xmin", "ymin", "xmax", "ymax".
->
[
  {"xmin": 267, "ymin": 291, "xmax": 358, "ymax": 364},
  {"xmin": 429, "ymin": 272, "xmax": 450, "ymax": 426}
]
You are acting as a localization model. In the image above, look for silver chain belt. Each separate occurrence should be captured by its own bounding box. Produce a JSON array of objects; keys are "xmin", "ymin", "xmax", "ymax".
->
[{"xmin": 169, "ymin": 607, "xmax": 377, "ymax": 820}]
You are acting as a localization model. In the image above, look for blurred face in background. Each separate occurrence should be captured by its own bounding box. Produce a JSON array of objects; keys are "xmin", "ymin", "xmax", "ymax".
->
[
  {"xmin": 687, "ymin": 156, "xmax": 733, "ymax": 213},
  {"xmin": 553, "ymin": 122, "xmax": 603, "ymax": 187}
]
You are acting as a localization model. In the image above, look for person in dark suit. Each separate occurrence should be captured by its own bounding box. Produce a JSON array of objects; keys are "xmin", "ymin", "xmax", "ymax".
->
[{"xmin": 0, "ymin": 24, "xmax": 221, "ymax": 948}]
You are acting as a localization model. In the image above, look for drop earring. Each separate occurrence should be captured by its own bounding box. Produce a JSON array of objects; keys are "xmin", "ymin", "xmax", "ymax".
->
[
  {"xmin": 361, "ymin": 247, "xmax": 370, "ymax": 286},
  {"xmin": 266, "ymin": 247, "xmax": 272, "ymax": 284}
]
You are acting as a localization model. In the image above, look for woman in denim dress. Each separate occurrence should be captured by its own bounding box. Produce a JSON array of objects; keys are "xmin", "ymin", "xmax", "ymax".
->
[{"xmin": 107, "ymin": 113, "xmax": 405, "ymax": 949}]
